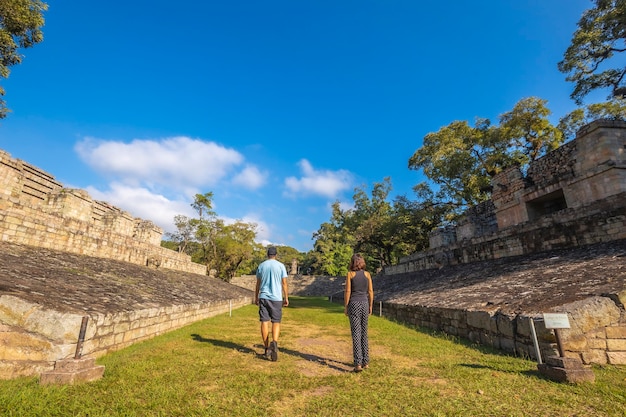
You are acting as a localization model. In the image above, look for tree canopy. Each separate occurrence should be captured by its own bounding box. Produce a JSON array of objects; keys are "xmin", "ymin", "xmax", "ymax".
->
[
  {"xmin": 310, "ymin": 178, "xmax": 449, "ymax": 275},
  {"xmin": 0, "ymin": 0, "xmax": 47, "ymax": 118},
  {"xmin": 558, "ymin": 0, "xmax": 626, "ymax": 104},
  {"xmin": 164, "ymin": 192, "xmax": 310, "ymax": 281},
  {"xmin": 408, "ymin": 97, "xmax": 563, "ymax": 215}
]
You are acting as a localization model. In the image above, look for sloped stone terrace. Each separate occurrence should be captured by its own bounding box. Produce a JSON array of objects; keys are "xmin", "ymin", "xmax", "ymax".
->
[
  {"xmin": 373, "ymin": 238, "xmax": 626, "ymax": 315},
  {"xmin": 0, "ymin": 242, "xmax": 253, "ymax": 315}
]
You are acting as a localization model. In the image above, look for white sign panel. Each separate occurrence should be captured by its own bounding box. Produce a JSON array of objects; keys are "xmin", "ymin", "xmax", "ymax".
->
[{"xmin": 543, "ymin": 313, "xmax": 570, "ymax": 329}]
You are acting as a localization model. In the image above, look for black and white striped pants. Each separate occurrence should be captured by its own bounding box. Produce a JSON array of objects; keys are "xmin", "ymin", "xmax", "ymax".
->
[{"xmin": 347, "ymin": 300, "xmax": 370, "ymax": 367}]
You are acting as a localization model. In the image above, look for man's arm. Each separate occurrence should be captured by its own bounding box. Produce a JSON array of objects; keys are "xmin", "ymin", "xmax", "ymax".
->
[
  {"xmin": 254, "ymin": 278, "xmax": 260, "ymax": 305},
  {"xmin": 281, "ymin": 277, "xmax": 289, "ymax": 306}
]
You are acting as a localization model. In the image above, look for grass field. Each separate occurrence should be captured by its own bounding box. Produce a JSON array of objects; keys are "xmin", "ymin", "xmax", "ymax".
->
[{"xmin": 1, "ymin": 297, "xmax": 625, "ymax": 416}]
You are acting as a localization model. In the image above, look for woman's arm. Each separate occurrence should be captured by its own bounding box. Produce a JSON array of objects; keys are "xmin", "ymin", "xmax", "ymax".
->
[
  {"xmin": 344, "ymin": 272, "xmax": 352, "ymax": 315},
  {"xmin": 366, "ymin": 272, "xmax": 374, "ymax": 315}
]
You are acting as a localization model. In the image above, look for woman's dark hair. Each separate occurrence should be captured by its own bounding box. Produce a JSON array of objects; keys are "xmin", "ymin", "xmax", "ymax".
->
[{"xmin": 349, "ymin": 254, "xmax": 366, "ymax": 271}]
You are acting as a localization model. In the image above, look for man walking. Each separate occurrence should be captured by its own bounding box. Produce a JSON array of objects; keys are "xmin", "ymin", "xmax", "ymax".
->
[{"xmin": 255, "ymin": 246, "xmax": 289, "ymax": 361}]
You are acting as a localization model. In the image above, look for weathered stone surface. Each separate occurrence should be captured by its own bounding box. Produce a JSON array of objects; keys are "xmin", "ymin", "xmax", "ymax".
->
[
  {"xmin": 607, "ymin": 351, "xmax": 626, "ymax": 365},
  {"xmin": 556, "ymin": 297, "xmax": 621, "ymax": 337},
  {"xmin": 373, "ymin": 239, "xmax": 626, "ymax": 315},
  {"xmin": 582, "ymin": 350, "xmax": 608, "ymax": 365},
  {"xmin": 39, "ymin": 359, "xmax": 105, "ymax": 385},
  {"xmin": 0, "ymin": 241, "xmax": 252, "ymax": 315}
]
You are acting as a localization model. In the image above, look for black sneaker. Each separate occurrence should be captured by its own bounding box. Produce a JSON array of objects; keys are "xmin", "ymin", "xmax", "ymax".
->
[
  {"xmin": 263, "ymin": 347, "xmax": 271, "ymax": 360},
  {"xmin": 270, "ymin": 341, "xmax": 278, "ymax": 361}
]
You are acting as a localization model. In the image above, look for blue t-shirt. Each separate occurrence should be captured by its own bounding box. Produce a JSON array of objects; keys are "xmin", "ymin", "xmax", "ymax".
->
[{"xmin": 256, "ymin": 259, "xmax": 288, "ymax": 301}]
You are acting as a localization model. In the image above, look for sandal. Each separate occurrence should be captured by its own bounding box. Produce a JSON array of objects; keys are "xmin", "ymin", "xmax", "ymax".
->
[{"xmin": 353, "ymin": 365, "xmax": 363, "ymax": 373}]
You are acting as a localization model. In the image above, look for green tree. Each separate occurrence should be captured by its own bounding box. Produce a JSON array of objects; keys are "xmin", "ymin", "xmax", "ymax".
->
[
  {"xmin": 163, "ymin": 192, "xmax": 260, "ymax": 281},
  {"xmin": 347, "ymin": 178, "xmax": 397, "ymax": 270},
  {"xmin": 558, "ymin": 99, "xmax": 626, "ymax": 139},
  {"xmin": 499, "ymin": 97, "xmax": 563, "ymax": 162},
  {"xmin": 408, "ymin": 119, "xmax": 494, "ymax": 212},
  {"xmin": 558, "ymin": 0, "xmax": 626, "ymax": 104},
  {"xmin": 165, "ymin": 214, "xmax": 197, "ymax": 254},
  {"xmin": 409, "ymin": 97, "xmax": 562, "ymax": 214},
  {"xmin": 391, "ymin": 185, "xmax": 451, "ymax": 256},
  {"xmin": 311, "ymin": 202, "xmax": 354, "ymax": 276},
  {"xmin": 0, "ymin": 0, "xmax": 47, "ymax": 118},
  {"xmin": 212, "ymin": 220, "xmax": 257, "ymax": 281}
]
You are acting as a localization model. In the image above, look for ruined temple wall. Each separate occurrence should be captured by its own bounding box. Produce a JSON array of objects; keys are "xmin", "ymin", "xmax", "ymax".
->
[
  {"xmin": 385, "ymin": 192, "xmax": 626, "ymax": 274},
  {"xmin": 380, "ymin": 294, "xmax": 626, "ymax": 366},
  {"xmin": 395, "ymin": 120, "xmax": 626, "ymax": 273},
  {"xmin": 492, "ymin": 120, "xmax": 626, "ymax": 230},
  {"xmin": 0, "ymin": 150, "xmax": 205, "ymax": 275}
]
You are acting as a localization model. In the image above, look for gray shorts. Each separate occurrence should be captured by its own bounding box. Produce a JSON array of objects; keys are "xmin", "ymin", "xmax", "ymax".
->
[{"xmin": 259, "ymin": 299, "xmax": 283, "ymax": 323}]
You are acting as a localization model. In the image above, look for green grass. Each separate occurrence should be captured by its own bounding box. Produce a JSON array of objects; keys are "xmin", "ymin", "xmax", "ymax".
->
[{"xmin": 1, "ymin": 297, "xmax": 625, "ymax": 416}]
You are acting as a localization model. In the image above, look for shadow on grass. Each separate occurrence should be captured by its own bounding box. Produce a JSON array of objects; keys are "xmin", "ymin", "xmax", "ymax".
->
[
  {"xmin": 190, "ymin": 334, "xmax": 257, "ymax": 355},
  {"xmin": 278, "ymin": 346, "xmax": 353, "ymax": 373},
  {"xmin": 457, "ymin": 362, "xmax": 543, "ymax": 379},
  {"xmin": 191, "ymin": 333, "xmax": 352, "ymax": 372}
]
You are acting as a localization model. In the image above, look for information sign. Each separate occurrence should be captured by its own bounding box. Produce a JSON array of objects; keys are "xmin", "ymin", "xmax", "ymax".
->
[{"xmin": 543, "ymin": 313, "xmax": 570, "ymax": 329}]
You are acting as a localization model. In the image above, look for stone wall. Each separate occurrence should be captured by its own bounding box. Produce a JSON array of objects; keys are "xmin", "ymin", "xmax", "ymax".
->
[
  {"xmin": 385, "ymin": 192, "xmax": 626, "ymax": 273},
  {"xmin": 0, "ymin": 150, "xmax": 205, "ymax": 275},
  {"xmin": 1, "ymin": 294, "xmax": 250, "ymax": 379},
  {"xmin": 380, "ymin": 295, "xmax": 626, "ymax": 366},
  {"xmin": 231, "ymin": 274, "xmax": 345, "ymax": 297}
]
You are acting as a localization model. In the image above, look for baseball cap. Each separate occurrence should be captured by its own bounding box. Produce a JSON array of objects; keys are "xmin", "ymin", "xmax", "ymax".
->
[{"xmin": 267, "ymin": 246, "xmax": 277, "ymax": 256}]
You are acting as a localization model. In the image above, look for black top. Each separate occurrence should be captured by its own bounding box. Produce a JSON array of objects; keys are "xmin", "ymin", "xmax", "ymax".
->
[{"xmin": 349, "ymin": 270, "xmax": 369, "ymax": 303}]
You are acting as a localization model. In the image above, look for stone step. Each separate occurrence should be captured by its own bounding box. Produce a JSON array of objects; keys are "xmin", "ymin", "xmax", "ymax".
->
[
  {"xmin": 53, "ymin": 357, "xmax": 98, "ymax": 372},
  {"xmin": 544, "ymin": 355, "xmax": 586, "ymax": 369},
  {"xmin": 39, "ymin": 357, "xmax": 105, "ymax": 385},
  {"xmin": 537, "ymin": 363, "xmax": 595, "ymax": 383},
  {"xmin": 40, "ymin": 365, "xmax": 105, "ymax": 385}
]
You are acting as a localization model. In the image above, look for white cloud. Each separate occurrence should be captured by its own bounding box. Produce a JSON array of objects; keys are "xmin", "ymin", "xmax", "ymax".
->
[
  {"xmin": 85, "ymin": 183, "xmax": 194, "ymax": 234},
  {"xmin": 75, "ymin": 136, "xmax": 244, "ymax": 190},
  {"xmin": 284, "ymin": 159, "xmax": 353, "ymax": 199},
  {"xmin": 232, "ymin": 165, "xmax": 267, "ymax": 189}
]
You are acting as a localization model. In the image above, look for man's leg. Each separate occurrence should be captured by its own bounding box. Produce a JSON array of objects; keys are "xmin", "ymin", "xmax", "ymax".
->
[
  {"xmin": 270, "ymin": 322, "xmax": 281, "ymax": 361},
  {"xmin": 271, "ymin": 322, "xmax": 281, "ymax": 343},
  {"xmin": 261, "ymin": 320, "xmax": 270, "ymax": 353}
]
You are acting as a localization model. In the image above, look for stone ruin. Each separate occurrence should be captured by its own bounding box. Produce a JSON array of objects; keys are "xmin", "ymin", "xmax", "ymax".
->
[
  {"xmin": 376, "ymin": 119, "xmax": 626, "ymax": 382},
  {"xmin": 0, "ymin": 149, "xmax": 253, "ymax": 382}
]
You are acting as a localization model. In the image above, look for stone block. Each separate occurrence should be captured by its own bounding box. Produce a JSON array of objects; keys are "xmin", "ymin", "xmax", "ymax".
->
[
  {"xmin": 0, "ymin": 331, "xmax": 53, "ymax": 361},
  {"xmin": 563, "ymin": 334, "xmax": 588, "ymax": 351},
  {"xmin": 607, "ymin": 351, "xmax": 626, "ymax": 365},
  {"xmin": 495, "ymin": 313, "xmax": 515, "ymax": 338},
  {"xmin": 606, "ymin": 326, "xmax": 626, "ymax": 339},
  {"xmin": 587, "ymin": 338, "xmax": 607, "ymax": 350},
  {"xmin": 581, "ymin": 350, "xmax": 608, "ymax": 365},
  {"xmin": 557, "ymin": 296, "xmax": 620, "ymax": 336},
  {"xmin": 53, "ymin": 357, "xmax": 97, "ymax": 372},
  {"xmin": 545, "ymin": 355, "xmax": 585, "ymax": 369},
  {"xmin": 39, "ymin": 365, "xmax": 105, "ymax": 385},
  {"xmin": 607, "ymin": 339, "xmax": 626, "ymax": 351},
  {"xmin": 467, "ymin": 310, "xmax": 496, "ymax": 332}
]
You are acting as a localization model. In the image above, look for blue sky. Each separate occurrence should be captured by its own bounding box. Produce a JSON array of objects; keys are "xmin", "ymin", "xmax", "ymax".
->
[{"xmin": 0, "ymin": 1, "xmax": 596, "ymax": 252}]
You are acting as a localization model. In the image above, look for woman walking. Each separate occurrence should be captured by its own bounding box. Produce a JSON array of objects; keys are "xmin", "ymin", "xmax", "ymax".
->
[{"xmin": 344, "ymin": 253, "xmax": 374, "ymax": 373}]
